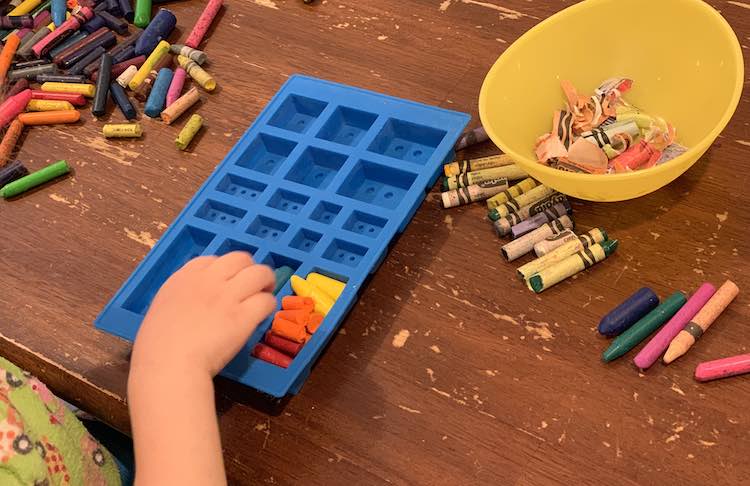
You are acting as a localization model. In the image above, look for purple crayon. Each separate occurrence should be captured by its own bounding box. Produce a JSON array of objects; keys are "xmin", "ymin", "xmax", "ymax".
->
[
  {"xmin": 510, "ymin": 201, "xmax": 572, "ymax": 239},
  {"xmin": 597, "ymin": 287, "xmax": 659, "ymax": 337},
  {"xmin": 633, "ymin": 282, "xmax": 716, "ymax": 370}
]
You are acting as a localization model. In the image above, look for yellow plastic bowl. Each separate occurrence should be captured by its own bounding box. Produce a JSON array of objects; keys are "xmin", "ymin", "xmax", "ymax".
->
[{"xmin": 479, "ymin": 0, "xmax": 744, "ymax": 202}]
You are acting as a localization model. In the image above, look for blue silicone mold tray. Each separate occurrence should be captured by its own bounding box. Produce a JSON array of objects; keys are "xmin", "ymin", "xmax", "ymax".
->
[{"xmin": 95, "ymin": 75, "xmax": 470, "ymax": 397}]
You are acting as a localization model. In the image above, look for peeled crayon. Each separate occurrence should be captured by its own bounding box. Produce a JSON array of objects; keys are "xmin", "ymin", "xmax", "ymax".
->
[
  {"xmin": 144, "ymin": 67, "xmax": 173, "ymax": 118},
  {"xmin": 602, "ymin": 291, "xmax": 687, "ymax": 362},
  {"xmin": 0, "ymin": 89, "xmax": 32, "ymax": 128},
  {"xmin": 184, "ymin": 0, "xmax": 222, "ymax": 48},
  {"xmin": 169, "ymin": 44, "xmax": 207, "ymax": 64},
  {"xmin": 306, "ymin": 272, "xmax": 346, "ymax": 301},
  {"xmin": 634, "ymin": 283, "xmax": 716, "ymax": 369},
  {"xmin": 0, "ymin": 160, "xmax": 29, "ymax": 187},
  {"xmin": 0, "ymin": 160, "xmax": 70, "ymax": 198},
  {"xmin": 273, "ymin": 266, "xmax": 294, "ymax": 295},
  {"xmin": 175, "ymin": 114, "xmax": 203, "ymax": 150},
  {"xmin": 598, "ymin": 287, "xmax": 660, "ymax": 337},
  {"xmin": 165, "ymin": 67, "xmax": 186, "ymax": 106},
  {"xmin": 135, "ymin": 8, "xmax": 176, "ymax": 56}
]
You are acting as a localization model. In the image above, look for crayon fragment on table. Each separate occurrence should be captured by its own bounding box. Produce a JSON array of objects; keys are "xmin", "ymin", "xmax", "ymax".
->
[
  {"xmin": 169, "ymin": 44, "xmax": 207, "ymax": 64},
  {"xmin": 135, "ymin": 8, "xmax": 175, "ymax": 55},
  {"xmin": 133, "ymin": 0, "xmax": 152, "ymax": 28},
  {"xmin": 67, "ymin": 45, "xmax": 107, "ymax": 75},
  {"xmin": 598, "ymin": 287, "xmax": 659, "ymax": 337},
  {"xmin": 0, "ymin": 159, "xmax": 70, "ymax": 198},
  {"xmin": 165, "ymin": 66, "xmax": 186, "ymax": 106},
  {"xmin": 528, "ymin": 240, "xmax": 618, "ymax": 293},
  {"xmin": 81, "ymin": 14, "xmax": 106, "ymax": 34},
  {"xmin": 109, "ymin": 81, "xmax": 136, "ymax": 119},
  {"xmin": 133, "ymin": 53, "xmax": 173, "ymax": 101},
  {"xmin": 91, "ymin": 52, "xmax": 111, "ymax": 117},
  {"xmin": 177, "ymin": 54, "xmax": 216, "ymax": 91},
  {"xmin": 517, "ymin": 228, "xmax": 607, "ymax": 281},
  {"xmin": 0, "ymin": 160, "xmax": 29, "ymax": 187},
  {"xmin": 129, "ymin": 39, "xmax": 169, "ymax": 90},
  {"xmin": 26, "ymin": 99, "xmax": 73, "ymax": 111},
  {"xmin": 0, "ymin": 119, "xmax": 24, "ymax": 167},
  {"xmin": 7, "ymin": 62, "xmax": 56, "ymax": 80},
  {"xmin": 9, "ymin": 0, "xmax": 42, "ymax": 16},
  {"xmin": 116, "ymin": 64, "xmax": 138, "ymax": 87},
  {"xmin": 443, "ymin": 164, "xmax": 526, "ymax": 191},
  {"xmin": 175, "ymin": 113, "xmax": 202, "ymax": 150},
  {"xmin": 695, "ymin": 353, "xmax": 750, "ymax": 382},
  {"xmin": 486, "ymin": 177, "xmax": 537, "ymax": 209},
  {"xmin": 510, "ymin": 200, "xmax": 572, "ymax": 239},
  {"xmin": 663, "ymin": 280, "xmax": 739, "ymax": 364},
  {"xmin": 46, "ymin": 30, "xmax": 86, "ymax": 60},
  {"xmin": 633, "ymin": 282, "xmax": 716, "ymax": 369},
  {"xmin": 501, "ymin": 215, "xmax": 573, "ymax": 262},
  {"xmin": 0, "ymin": 15, "xmax": 34, "ymax": 29},
  {"xmin": 0, "ymin": 89, "xmax": 33, "ymax": 127},
  {"xmin": 31, "ymin": 89, "xmax": 86, "ymax": 106},
  {"xmin": 441, "ymin": 178, "xmax": 508, "ymax": 208},
  {"xmin": 53, "ymin": 26, "xmax": 110, "ymax": 66},
  {"xmin": 98, "ymin": 10, "xmax": 128, "ymax": 34},
  {"xmin": 0, "ymin": 33, "xmax": 21, "ymax": 88},
  {"xmin": 36, "ymin": 74, "xmax": 88, "ymax": 84},
  {"xmin": 119, "ymin": 0, "xmax": 134, "ymax": 22},
  {"xmin": 18, "ymin": 109, "xmax": 80, "ymax": 125},
  {"xmin": 160, "ymin": 85, "xmax": 200, "ymax": 124},
  {"xmin": 51, "ymin": 0, "xmax": 66, "ymax": 26},
  {"xmin": 32, "ymin": 6, "xmax": 93, "ymax": 58},
  {"xmin": 41, "ymin": 81, "xmax": 95, "ymax": 97},
  {"xmin": 532, "ymin": 228, "xmax": 577, "ymax": 257},
  {"xmin": 252, "ymin": 343, "xmax": 292, "ymax": 368},
  {"xmin": 488, "ymin": 184, "xmax": 557, "ymax": 221},
  {"xmin": 185, "ymin": 0, "xmax": 222, "ymax": 48},
  {"xmin": 143, "ymin": 67, "xmax": 172, "ymax": 118},
  {"xmin": 454, "ymin": 125, "xmax": 489, "ymax": 152},
  {"xmin": 103, "ymin": 123, "xmax": 142, "ymax": 138}
]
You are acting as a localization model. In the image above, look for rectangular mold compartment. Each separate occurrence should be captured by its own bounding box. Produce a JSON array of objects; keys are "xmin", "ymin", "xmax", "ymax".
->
[
  {"xmin": 322, "ymin": 239, "xmax": 368, "ymax": 268},
  {"xmin": 316, "ymin": 106, "xmax": 377, "ymax": 146},
  {"xmin": 215, "ymin": 173, "xmax": 267, "ymax": 201},
  {"xmin": 195, "ymin": 200, "xmax": 247, "ymax": 228},
  {"xmin": 309, "ymin": 200, "xmax": 342, "ymax": 225},
  {"xmin": 246, "ymin": 215, "xmax": 289, "ymax": 241},
  {"xmin": 337, "ymin": 160, "xmax": 417, "ymax": 210},
  {"xmin": 268, "ymin": 94, "xmax": 328, "ymax": 134},
  {"xmin": 266, "ymin": 189, "xmax": 309, "ymax": 215},
  {"xmin": 289, "ymin": 228, "xmax": 322, "ymax": 253},
  {"xmin": 235, "ymin": 133, "xmax": 297, "ymax": 175},
  {"xmin": 123, "ymin": 226, "xmax": 215, "ymax": 315},
  {"xmin": 342, "ymin": 211, "xmax": 387, "ymax": 239},
  {"xmin": 215, "ymin": 238, "xmax": 259, "ymax": 257},
  {"xmin": 284, "ymin": 146, "xmax": 348, "ymax": 190},
  {"xmin": 261, "ymin": 252, "xmax": 303, "ymax": 293},
  {"xmin": 368, "ymin": 118, "xmax": 447, "ymax": 165}
]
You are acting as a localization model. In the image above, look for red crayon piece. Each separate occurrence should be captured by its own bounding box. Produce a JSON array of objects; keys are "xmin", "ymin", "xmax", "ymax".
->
[
  {"xmin": 264, "ymin": 331, "xmax": 303, "ymax": 357},
  {"xmin": 695, "ymin": 353, "xmax": 750, "ymax": 382},
  {"xmin": 252, "ymin": 343, "xmax": 292, "ymax": 368},
  {"xmin": 31, "ymin": 90, "xmax": 87, "ymax": 106},
  {"xmin": 0, "ymin": 89, "xmax": 32, "ymax": 128},
  {"xmin": 91, "ymin": 55, "xmax": 146, "ymax": 81},
  {"xmin": 32, "ymin": 7, "xmax": 94, "ymax": 58},
  {"xmin": 185, "ymin": 0, "xmax": 223, "ymax": 48}
]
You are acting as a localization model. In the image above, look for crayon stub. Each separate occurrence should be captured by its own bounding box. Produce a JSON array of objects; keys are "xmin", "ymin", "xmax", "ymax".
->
[
  {"xmin": 271, "ymin": 315, "xmax": 307, "ymax": 343},
  {"xmin": 26, "ymin": 99, "xmax": 74, "ymax": 111},
  {"xmin": 18, "ymin": 109, "xmax": 80, "ymax": 125},
  {"xmin": 263, "ymin": 331, "xmax": 303, "ymax": 357},
  {"xmin": 695, "ymin": 353, "xmax": 750, "ymax": 382},
  {"xmin": 160, "ymin": 86, "xmax": 200, "ymax": 124},
  {"xmin": 41, "ymin": 81, "xmax": 96, "ymax": 97},
  {"xmin": 0, "ymin": 160, "xmax": 29, "ymax": 187},
  {"xmin": 0, "ymin": 119, "xmax": 24, "ymax": 167},
  {"xmin": 252, "ymin": 343, "xmax": 292, "ymax": 368},
  {"xmin": 290, "ymin": 275, "xmax": 334, "ymax": 316},
  {"xmin": 102, "ymin": 123, "xmax": 143, "ymax": 138},
  {"xmin": 177, "ymin": 54, "xmax": 216, "ymax": 91},
  {"xmin": 306, "ymin": 272, "xmax": 346, "ymax": 301},
  {"xmin": 282, "ymin": 295, "xmax": 315, "ymax": 312},
  {"xmin": 528, "ymin": 240, "xmax": 618, "ymax": 293},
  {"xmin": 175, "ymin": 113, "xmax": 203, "ymax": 150},
  {"xmin": 306, "ymin": 313, "xmax": 324, "ymax": 334},
  {"xmin": 598, "ymin": 287, "xmax": 659, "ymax": 337},
  {"xmin": 276, "ymin": 309, "xmax": 311, "ymax": 327},
  {"xmin": 0, "ymin": 159, "xmax": 70, "ymax": 198},
  {"xmin": 273, "ymin": 265, "xmax": 294, "ymax": 295}
]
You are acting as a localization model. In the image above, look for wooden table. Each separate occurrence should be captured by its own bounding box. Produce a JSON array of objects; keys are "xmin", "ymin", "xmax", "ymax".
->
[{"xmin": 1, "ymin": 0, "xmax": 749, "ymax": 484}]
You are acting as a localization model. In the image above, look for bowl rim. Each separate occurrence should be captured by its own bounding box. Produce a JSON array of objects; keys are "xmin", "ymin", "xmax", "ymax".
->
[{"xmin": 478, "ymin": 0, "xmax": 745, "ymax": 182}]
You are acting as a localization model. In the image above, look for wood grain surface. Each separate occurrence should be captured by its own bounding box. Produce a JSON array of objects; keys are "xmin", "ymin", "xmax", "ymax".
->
[{"xmin": 1, "ymin": 0, "xmax": 749, "ymax": 484}]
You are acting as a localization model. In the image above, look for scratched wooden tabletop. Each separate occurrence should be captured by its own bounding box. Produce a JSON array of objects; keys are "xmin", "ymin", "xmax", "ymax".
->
[{"xmin": 1, "ymin": 0, "xmax": 749, "ymax": 484}]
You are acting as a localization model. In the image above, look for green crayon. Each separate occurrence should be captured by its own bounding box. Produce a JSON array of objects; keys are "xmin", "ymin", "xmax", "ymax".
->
[
  {"xmin": 528, "ymin": 240, "xmax": 618, "ymax": 293},
  {"xmin": 0, "ymin": 160, "xmax": 70, "ymax": 198},
  {"xmin": 602, "ymin": 291, "xmax": 687, "ymax": 362},
  {"xmin": 134, "ymin": 0, "xmax": 152, "ymax": 28}
]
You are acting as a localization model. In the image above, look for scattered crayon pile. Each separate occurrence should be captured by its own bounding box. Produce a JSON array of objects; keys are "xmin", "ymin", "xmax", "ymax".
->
[
  {"xmin": 441, "ymin": 127, "xmax": 619, "ymax": 293},
  {"xmin": 534, "ymin": 78, "xmax": 686, "ymax": 174},
  {"xmin": 599, "ymin": 280, "xmax": 744, "ymax": 382},
  {"xmin": 252, "ymin": 272, "xmax": 346, "ymax": 368},
  {"xmin": 0, "ymin": 0, "xmax": 222, "ymax": 199}
]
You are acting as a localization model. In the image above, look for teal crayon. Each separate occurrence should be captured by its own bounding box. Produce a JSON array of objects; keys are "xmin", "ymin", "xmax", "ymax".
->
[
  {"xmin": 0, "ymin": 160, "xmax": 70, "ymax": 198},
  {"xmin": 602, "ymin": 291, "xmax": 687, "ymax": 363},
  {"xmin": 273, "ymin": 266, "xmax": 294, "ymax": 295}
]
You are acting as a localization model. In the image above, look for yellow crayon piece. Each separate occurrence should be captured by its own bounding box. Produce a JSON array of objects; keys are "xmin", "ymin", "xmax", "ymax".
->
[
  {"xmin": 486, "ymin": 177, "xmax": 538, "ymax": 209},
  {"xmin": 306, "ymin": 273, "xmax": 346, "ymax": 301},
  {"xmin": 103, "ymin": 123, "xmax": 143, "ymax": 138},
  {"xmin": 26, "ymin": 100, "xmax": 74, "ymax": 112},
  {"xmin": 41, "ymin": 82, "xmax": 96, "ymax": 97},
  {"xmin": 129, "ymin": 40, "xmax": 170, "ymax": 91},
  {"xmin": 175, "ymin": 114, "xmax": 203, "ymax": 150},
  {"xmin": 177, "ymin": 55, "xmax": 216, "ymax": 91},
  {"xmin": 9, "ymin": 0, "xmax": 41, "ymax": 15},
  {"xmin": 290, "ymin": 276, "xmax": 334, "ymax": 316}
]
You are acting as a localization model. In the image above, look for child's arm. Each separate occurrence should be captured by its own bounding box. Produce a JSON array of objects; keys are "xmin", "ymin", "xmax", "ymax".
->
[{"xmin": 128, "ymin": 252, "xmax": 276, "ymax": 486}]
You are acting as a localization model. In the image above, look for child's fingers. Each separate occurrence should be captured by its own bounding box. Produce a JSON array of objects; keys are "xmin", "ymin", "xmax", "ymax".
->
[
  {"xmin": 227, "ymin": 264, "xmax": 276, "ymax": 301},
  {"xmin": 237, "ymin": 292, "xmax": 277, "ymax": 332},
  {"xmin": 210, "ymin": 251, "xmax": 254, "ymax": 280},
  {"xmin": 179, "ymin": 255, "xmax": 217, "ymax": 272}
]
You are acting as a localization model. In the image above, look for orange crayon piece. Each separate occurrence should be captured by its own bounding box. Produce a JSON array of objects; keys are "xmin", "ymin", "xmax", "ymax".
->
[
  {"xmin": 0, "ymin": 34, "xmax": 20, "ymax": 88},
  {"xmin": 306, "ymin": 313, "xmax": 324, "ymax": 334},
  {"xmin": 664, "ymin": 280, "xmax": 740, "ymax": 364},
  {"xmin": 0, "ymin": 118, "xmax": 24, "ymax": 167},
  {"xmin": 271, "ymin": 315, "xmax": 307, "ymax": 343},
  {"xmin": 281, "ymin": 295, "xmax": 314, "ymax": 312},
  {"xmin": 276, "ymin": 309, "xmax": 311, "ymax": 327},
  {"xmin": 18, "ymin": 109, "xmax": 80, "ymax": 125}
]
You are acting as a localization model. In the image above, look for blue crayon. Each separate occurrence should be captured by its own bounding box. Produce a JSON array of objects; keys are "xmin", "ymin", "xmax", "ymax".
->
[
  {"xmin": 144, "ymin": 68, "xmax": 173, "ymax": 118},
  {"xmin": 273, "ymin": 266, "xmax": 294, "ymax": 295},
  {"xmin": 0, "ymin": 161, "xmax": 29, "ymax": 188},
  {"xmin": 112, "ymin": 45, "xmax": 136, "ymax": 65},
  {"xmin": 48, "ymin": 31, "xmax": 88, "ymax": 59},
  {"xmin": 82, "ymin": 15, "xmax": 107, "ymax": 34},
  {"xmin": 110, "ymin": 81, "xmax": 137, "ymax": 120},
  {"xmin": 598, "ymin": 287, "xmax": 660, "ymax": 337},
  {"xmin": 119, "ymin": 0, "xmax": 135, "ymax": 22},
  {"xmin": 134, "ymin": 9, "xmax": 176, "ymax": 57},
  {"xmin": 51, "ymin": 0, "xmax": 67, "ymax": 27}
]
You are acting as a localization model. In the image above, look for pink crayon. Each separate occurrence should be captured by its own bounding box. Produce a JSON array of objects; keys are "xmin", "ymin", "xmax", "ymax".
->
[
  {"xmin": 184, "ymin": 0, "xmax": 223, "ymax": 48},
  {"xmin": 633, "ymin": 282, "xmax": 716, "ymax": 369},
  {"xmin": 695, "ymin": 353, "xmax": 750, "ymax": 382},
  {"xmin": 32, "ymin": 7, "xmax": 93, "ymax": 58},
  {"xmin": 166, "ymin": 67, "xmax": 186, "ymax": 107},
  {"xmin": 0, "ymin": 89, "xmax": 32, "ymax": 128}
]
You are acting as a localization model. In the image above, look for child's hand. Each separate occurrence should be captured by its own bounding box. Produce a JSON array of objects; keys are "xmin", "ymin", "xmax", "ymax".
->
[{"xmin": 131, "ymin": 252, "xmax": 276, "ymax": 378}]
